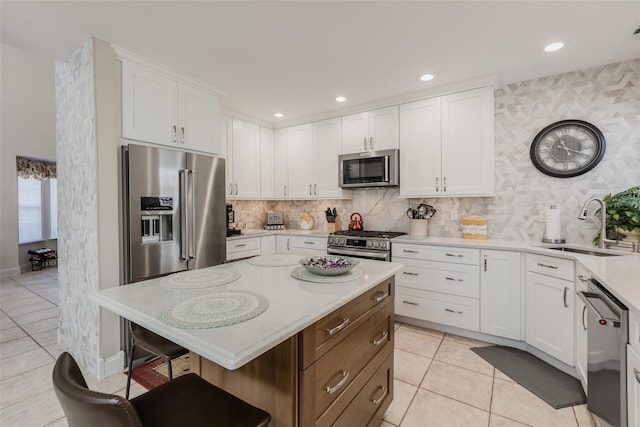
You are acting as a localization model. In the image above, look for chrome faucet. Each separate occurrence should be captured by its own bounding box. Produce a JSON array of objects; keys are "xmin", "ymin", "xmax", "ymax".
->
[{"xmin": 577, "ymin": 197, "xmax": 617, "ymax": 249}]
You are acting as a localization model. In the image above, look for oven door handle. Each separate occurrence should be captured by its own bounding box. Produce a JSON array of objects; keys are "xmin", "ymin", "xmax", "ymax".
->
[
  {"xmin": 327, "ymin": 247, "xmax": 389, "ymax": 261},
  {"xmin": 578, "ymin": 291, "xmax": 621, "ymax": 328}
]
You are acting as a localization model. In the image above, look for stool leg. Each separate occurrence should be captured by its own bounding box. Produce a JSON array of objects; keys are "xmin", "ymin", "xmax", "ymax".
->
[
  {"xmin": 125, "ymin": 344, "xmax": 135, "ymax": 399},
  {"xmin": 167, "ymin": 359, "xmax": 173, "ymax": 381}
]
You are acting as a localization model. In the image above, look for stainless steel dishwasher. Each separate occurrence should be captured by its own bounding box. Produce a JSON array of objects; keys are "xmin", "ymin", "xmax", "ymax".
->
[{"xmin": 578, "ymin": 278, "xmax": 628, "ymax": 427}]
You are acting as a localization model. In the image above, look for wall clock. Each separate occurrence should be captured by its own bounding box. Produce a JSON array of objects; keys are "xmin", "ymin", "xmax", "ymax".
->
[{"xmin": 529, "ymin": 119, "xmax": 606, "ymax": 178}]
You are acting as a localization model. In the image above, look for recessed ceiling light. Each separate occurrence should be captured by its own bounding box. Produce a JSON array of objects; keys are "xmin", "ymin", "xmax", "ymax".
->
[
  {"xmin": 419, "ymin": 74, "xmax": 434, "ymax": 82},
  {"xmin": 273, "ymin": 112, "xmax": 285, "ymax": 118},
  {"xmin": 544, "ymin": 42, "xmax": 564, "ymax": 52},
  {"xmin": 335, "ymin": 96, "xmax": 347, "ymax": 102}
]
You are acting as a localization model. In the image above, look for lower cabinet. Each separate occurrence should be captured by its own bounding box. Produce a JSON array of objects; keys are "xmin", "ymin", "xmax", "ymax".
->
[
  {"xmin": 299, "ymin": 278, "xmax": 394, "ymax": 427},
  {"xmin": 260, "ymin": 235, "xmax": 276, "ymax": 256},
  {"xmin": 480, "ymin": 250, "xmax": 522, "ymax": 340},
  {"xmin": 276, "ymin": 235, "xmax": 292, "ymax": 253},
  {"xmin": 628, "ymin": 344, "xmax": 640, "ymax": 427},
  {"xmin": 226, "ymin": 237, "xmax": 261, "ymax": 261},
  {"xmin": 575, "ymin": 265, "xmax": 590, "ymax": 391},
  {"xmin": 291, "ymin": 236, "xmax": 327, "ymax": 256},
  {"xmin": 525, "ymin": 255, "xmax": 575, "ymax": 366}
]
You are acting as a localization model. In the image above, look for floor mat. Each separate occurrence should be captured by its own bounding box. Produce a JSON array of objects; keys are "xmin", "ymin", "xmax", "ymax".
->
[
  {"xmin": 125, "ymin": 354, "xmax": 191, "ymax": 391},
  {"xmin": 471, "ymin": 345, "xmax": 586, "ymax": 409}
]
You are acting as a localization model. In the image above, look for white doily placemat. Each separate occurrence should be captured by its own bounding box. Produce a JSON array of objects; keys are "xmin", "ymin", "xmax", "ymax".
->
[
  {"xmin": 247, "ymin": 254, "xmax": 304, "ymax": 267},
  {"xmin": 161, "ymin": 267, "xmax": 241, "ymax": 289},
  {"xmin": 290, "ymin": 266, "xmax": 363, "ymax": 283},
  {"xmin": 158, "ymin": 291, "xmax": 269, "ymax": 329}
]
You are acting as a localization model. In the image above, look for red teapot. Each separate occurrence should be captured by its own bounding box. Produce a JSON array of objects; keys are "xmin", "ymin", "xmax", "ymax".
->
[{"xmin": 349, "ymin": 212, "xmax": 364, "ymax": 231}]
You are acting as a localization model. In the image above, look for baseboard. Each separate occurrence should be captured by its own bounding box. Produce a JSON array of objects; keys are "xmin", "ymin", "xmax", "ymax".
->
[
  {"xmin": 97, "ymin": 351, "xmax": 125, "ymax": 380},
  {"xmin": 0, "ymin": 266, "xmax": 21, "ymax": 277}
]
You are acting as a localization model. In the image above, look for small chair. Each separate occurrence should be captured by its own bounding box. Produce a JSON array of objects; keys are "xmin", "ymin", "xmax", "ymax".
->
[
  {"xmin": 125, "ymin": 322, "xmax": 189, "ymax": 399},
  {"xmin": 53, "ymin": 352, "xmax": 271, "ymax": 427}
]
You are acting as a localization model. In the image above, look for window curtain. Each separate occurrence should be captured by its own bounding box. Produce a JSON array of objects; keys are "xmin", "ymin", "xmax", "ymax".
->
[{"xmin": 16, "ymin": 156, "xmax": 56, "ymax": 180}]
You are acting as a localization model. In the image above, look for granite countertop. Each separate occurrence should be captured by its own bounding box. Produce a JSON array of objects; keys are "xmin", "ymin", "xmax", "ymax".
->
[
  {"xmin": 90, "ymin": 256, "xmax": 402, "ymax": 370},
  {"xmin": 391, "ymin": 235, "xmax": 640, "ymax": 313}
]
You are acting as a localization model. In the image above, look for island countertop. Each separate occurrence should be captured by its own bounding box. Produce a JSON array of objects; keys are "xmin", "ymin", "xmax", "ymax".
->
[{"xmin": 90, "ymin": 256, "xmax": 403, "ymax": 370}]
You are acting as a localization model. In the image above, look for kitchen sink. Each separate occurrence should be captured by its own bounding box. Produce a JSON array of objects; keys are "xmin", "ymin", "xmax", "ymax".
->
[{"xmin": 546, "ymin": 246, "xmax": 622, "ymax": 257}]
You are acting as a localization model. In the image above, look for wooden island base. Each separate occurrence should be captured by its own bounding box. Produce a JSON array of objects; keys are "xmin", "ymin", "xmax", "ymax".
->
[{"xmin": 190, "ymin": 277, "xmax": 395, "ymax": 427}]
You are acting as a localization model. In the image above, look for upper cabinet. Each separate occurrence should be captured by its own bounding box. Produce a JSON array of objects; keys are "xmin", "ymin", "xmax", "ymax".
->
[
  {"xmin": 275, "ymin": 118, "xmax": 350, "ymax": 200},
  {"xmin": 121, "ymin": 60, "xmax": 221, "ymax": 154},
  {"xmin": 260, "ymin": 127, "xmax": 275, "ymax": 199},
  {"xmin": 341, "ymin": 106, "xmax": 399, "ymax": 154},
  {"xmin": 228, "ymin": 119, "xmax": 261, "ymax": 199},
  {"xmin": 399, "ymin": 86, "xmax": 494, "ymax": 198}
]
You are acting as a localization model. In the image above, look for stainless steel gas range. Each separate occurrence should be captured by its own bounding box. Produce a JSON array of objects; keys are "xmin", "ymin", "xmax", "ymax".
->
[{"xmin": 327, "ymin": 230, "xmax": 406, "ymax": 261}]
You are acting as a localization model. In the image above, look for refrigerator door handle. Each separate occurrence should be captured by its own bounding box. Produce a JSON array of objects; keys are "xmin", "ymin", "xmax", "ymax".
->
[
  {"xmin": 179, "ymin": 169, "xmax": 188, "ymax": 261},
  {"xmin": 188, "ymin": 170, "xmax": 196, "ymax": 260}
]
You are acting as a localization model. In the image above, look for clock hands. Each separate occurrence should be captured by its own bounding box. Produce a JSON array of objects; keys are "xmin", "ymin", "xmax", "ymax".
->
[{"xmin": 558, "ymin": 138, "xmax": 585, "ymax": 155}]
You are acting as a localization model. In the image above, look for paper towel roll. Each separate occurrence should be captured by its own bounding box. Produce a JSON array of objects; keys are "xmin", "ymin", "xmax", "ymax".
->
[{"xmin": 545, "ymin": 205, "xmax": 561, "ymax": 240}]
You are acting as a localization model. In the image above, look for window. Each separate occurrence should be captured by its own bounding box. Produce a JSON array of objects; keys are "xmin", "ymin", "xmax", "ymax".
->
[{"xmin": 16, "ymin": 157, "xmax": 57, "ymax": 244}]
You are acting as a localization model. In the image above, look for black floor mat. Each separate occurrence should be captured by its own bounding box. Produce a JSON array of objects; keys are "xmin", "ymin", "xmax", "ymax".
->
[{"xmin": 471, "ymin": 345, "xmax": 586, "ymax": 409}]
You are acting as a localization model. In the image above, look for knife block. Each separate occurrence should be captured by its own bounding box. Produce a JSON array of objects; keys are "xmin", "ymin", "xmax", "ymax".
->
[{"xmin": 327, "ymin": 216, "xmax": 341, "ymax": 232}]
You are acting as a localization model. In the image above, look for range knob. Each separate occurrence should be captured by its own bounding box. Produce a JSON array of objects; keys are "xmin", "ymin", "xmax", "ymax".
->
[
  {"xmin": 381, "ymin": 242, "xmax": 388, "ymax": 249},
  {"xmin": 328, "ymin": 237, "xmax": 334, "ymax": 244},
  {"xmin": 374, "ymin": 241, "xmax": 380, "ymax": 248}
]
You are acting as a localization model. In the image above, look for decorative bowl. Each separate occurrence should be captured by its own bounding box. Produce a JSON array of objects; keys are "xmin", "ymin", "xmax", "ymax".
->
[
  {"xmin": 299, "ymin": 255, "xmax": 359, "ymax": 276},
  {"xmin": 299, "ymin": 219, "xmax": 314, "ymax": 230}
]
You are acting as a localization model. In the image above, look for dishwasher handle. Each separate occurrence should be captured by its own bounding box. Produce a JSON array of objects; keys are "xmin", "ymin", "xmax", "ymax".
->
[{"xmin": 578, "ymin": 291, "xmax": 621, "ymax": 328}]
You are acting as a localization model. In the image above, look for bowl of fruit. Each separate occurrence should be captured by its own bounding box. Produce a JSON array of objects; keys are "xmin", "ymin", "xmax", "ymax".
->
[
  {"xmin": 299, "ymin": 214, "xmax": 314, "ymax": 230},
  {"xmin": 299, "ymin": 255, "xmax": 359, "ymax": 276}
]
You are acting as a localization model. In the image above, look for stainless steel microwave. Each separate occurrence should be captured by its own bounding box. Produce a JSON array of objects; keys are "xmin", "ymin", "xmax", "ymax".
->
[{"xmin": 339, "ymin": 149, "xmax": 399, "ymax": 188}]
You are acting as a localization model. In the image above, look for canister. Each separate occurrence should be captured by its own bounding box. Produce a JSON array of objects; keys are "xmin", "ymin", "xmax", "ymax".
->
[{"xmin": 462, "ymin": 213, "xmax": 488, "ymax": 239}]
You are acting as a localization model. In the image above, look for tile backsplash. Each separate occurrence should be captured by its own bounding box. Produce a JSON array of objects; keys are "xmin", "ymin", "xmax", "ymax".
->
[{"xmin": 230, "ymin": 58, "xmax": 640, "ymax": 247}]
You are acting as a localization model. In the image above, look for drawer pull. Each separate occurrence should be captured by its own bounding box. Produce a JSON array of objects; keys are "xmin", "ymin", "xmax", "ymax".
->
[
  {"xmin": 303, "ymin": 241, "xmax": 316, "ymax": 245},
  {"xmin": 325, "ymin": 318, "xmax": 350, "ymax": 335},
  {"xmin": 235, "ymin": 243, "xmax": 246, "ymax": 248},
  {"xmin": 445, "ymin": 253, "xmax": 464, "ymax": 258},
  {"xmin": 372, "ymin": 331, "xmax": 388, "ymax": 346},
  {"xmin": 402, "ymin": 300, "xmax": 418, "ymax": 306},
  {"xmin": 403, "ymin": 271, "xmax": 419, "ymax": 276},
  {"xmin": 371, "ymin": 386, "xmax": 388, "ymax": 405},
  {"xmin": 372, "ymin": 291, "xmax": 389, "ymax": 303},
  {"xmin": 445, "ymin": 308, "xmax": 463, "ymax": 315},
  {"xmin": 563, "ymin": 286, "xmax": 569, "ymax": 308},
  {"xmin": 635, "ymin": 369, "xmax": 640, "ymax": 383},
  {"xmin": 537, "ymin": 262, "xmax": 558, "ymax": 270},
  {"xmin": 325, "ymin": 371, "xmax": 349, "ymax": 394},
  {"xmin": 445, "ymin": 277, "xmax": 463, "ymax": 282},
  {"xmin": 403, "ymin": 249, "xmax": 419, "ymax": 254},
  {"xmin": 577, "ymin": 274, "xmax": 589, "ymax": 283}
]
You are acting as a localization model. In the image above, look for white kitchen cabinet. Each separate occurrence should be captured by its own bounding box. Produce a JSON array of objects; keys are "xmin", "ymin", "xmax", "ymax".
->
[
  {"xmin": 525, "ymin": 254, "xmax": 575, "ymax": 366},
  {"xmin": 480, "ymin": 250, "xmax": 522, "ymax": 340},
  {"xmin": 226, "ymin": 237, "xmax": 261, "ymax": 261},
  {"xmin": 229, "ymin": 120, "xmax": 261, "ymax": 199},
  {"xmin": 260, "ymin": 127, "xmax": 275, "ymax": 199},
  {"xmin": 628, "ymin": 344, "xmax": 640, "ymax": 427},
  {"xmin": 287, "ymin": 124, "xmax": 314, "ymax": 199},
  {"xmin": 276, "ymin": 235, "xmax": 292, "ymax": 253},
  {"xmin": 122, "ymin": 60, "xmax": 221, "ymax": 154},
  {"xmin": 274, "ymin": 129, "xmax": 289, "ymax": 198},
  {"xmin": 575, "ymin": 265, "xmax": 590, "ymax": 391},
  {"xmin": 260, "ymin": 235, "xmax": 276, "ymax": 256},
  {"xmin": 341, "ymin": 106, "xmax": 398, "ymax": 154},
  {"xmin": 313, "ymin": 118, "xmax": 349, "ymax": 198},
  {"xmin": 393, "ymin": 243, "xmax": 481, "ymax": 332},
  {"xmin": 399, "ymin": 86, "xmax": 494, "ymax": 197},
  {"xmin": 290, "ymin": 236, "xmax": 326, "ymax": 256},
  {"xmin": 220, "ymin": 115, "xmax": 233, "ymax": 194}
]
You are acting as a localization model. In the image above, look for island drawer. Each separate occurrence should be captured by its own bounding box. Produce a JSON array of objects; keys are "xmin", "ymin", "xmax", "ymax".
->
[
  {"xmin": 392, "ymin": 243, "xmax": 480, "ymax": 265},
  {"xmin": 299, "ymin": 302, "xmax": 393, "ymax": 426},
  {"xmin": 332, "ymin": 353, "xmax": 393, "ymax": 427},
  {"xmin": 299, "ymin": 277, "xmax": 394, "ymax": 369},
  {"xmin": 397, "ymin": 258, "xmax": 479, "ymax": 298},
  {"xmin": 526, "ymin": 253, "xmax": 574, "ymax": 281},
  {"xmin": 396, "ymin": 286, "xmax": 480, "ymax": 331}
]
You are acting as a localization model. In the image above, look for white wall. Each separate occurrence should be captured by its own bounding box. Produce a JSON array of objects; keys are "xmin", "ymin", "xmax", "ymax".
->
[{"xmin": 0, "ymin": 44, "xmax": 57, "ymax": 276}]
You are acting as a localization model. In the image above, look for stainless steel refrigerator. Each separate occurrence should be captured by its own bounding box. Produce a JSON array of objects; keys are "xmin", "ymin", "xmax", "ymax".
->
[{"xmin": 122, "ymin": 144, "xmax": 226, "ymax": 283}]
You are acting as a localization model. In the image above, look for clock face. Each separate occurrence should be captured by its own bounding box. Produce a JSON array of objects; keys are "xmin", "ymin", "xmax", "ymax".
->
[{"xmin": 530, "ymin": 120, "xmax": 606, "ymax": 178}]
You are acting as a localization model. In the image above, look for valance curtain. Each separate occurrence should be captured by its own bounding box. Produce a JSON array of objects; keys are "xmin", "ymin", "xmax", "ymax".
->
[{"xmin": 17, "ymin": 156, "xmax": 56, "ymax": 180}]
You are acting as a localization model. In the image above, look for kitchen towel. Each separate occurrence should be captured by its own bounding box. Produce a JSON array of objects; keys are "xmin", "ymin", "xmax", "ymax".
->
[{"xmin": 545, "ymin": 205, "xmax": 562, "ymax": 240}]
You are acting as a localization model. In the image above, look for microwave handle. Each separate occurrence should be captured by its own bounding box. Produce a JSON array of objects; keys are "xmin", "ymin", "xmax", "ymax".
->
[{"xmin": 384, "ymin": 156, "xmax": 390, "ymax": 182}]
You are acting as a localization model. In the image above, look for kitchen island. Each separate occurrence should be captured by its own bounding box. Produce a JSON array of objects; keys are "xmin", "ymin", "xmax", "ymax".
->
[{"xmin": 91, "ymin": 256, "xmax": 403, "ymax": 427}]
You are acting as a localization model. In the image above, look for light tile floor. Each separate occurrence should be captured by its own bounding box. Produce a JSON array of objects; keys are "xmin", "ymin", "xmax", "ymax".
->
[{"xmin": 0, "ymin": 269, "xmax": 596, "ymax": 427}]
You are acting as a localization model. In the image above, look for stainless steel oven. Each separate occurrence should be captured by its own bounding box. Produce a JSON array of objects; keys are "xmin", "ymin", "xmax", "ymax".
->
[
  {"xmin": 578, "ymin": 278, "xmax": 628, "ymax": 427},
  {"xmin": 327, "ymin": 230, "xmax": 405, "ymax": 261}
]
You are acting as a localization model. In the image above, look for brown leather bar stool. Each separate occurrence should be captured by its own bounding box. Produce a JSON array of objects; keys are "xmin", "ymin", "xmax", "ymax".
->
[
  {"xmin": 125, "ymin": 322, "xmax": 189, "ymax": 399},
  {"xmin": 53, "ymin": 352, "xmax": 271, "ymax": 427}
]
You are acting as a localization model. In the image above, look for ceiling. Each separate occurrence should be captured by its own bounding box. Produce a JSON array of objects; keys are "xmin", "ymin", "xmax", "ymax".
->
[{"xmin": 2, "ymin": 1, "xmax": 639, "ymax": 128}]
